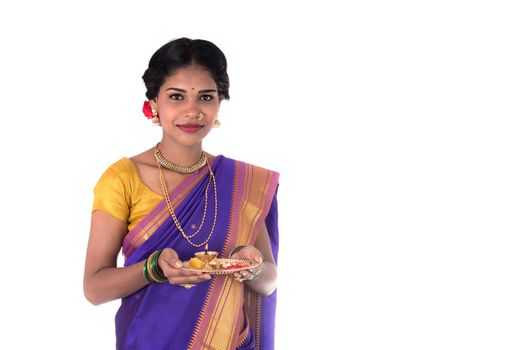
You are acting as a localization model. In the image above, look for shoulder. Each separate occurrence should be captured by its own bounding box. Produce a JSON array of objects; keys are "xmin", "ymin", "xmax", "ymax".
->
[
  {"xmin": 99, "ymin": 157, "xmax": 136, "ymax": 179},
  {"xmin": 92, "ymin": 158, "xmax": 135, "ymax": 220},
  {"xmin": 94, "ymin": 158, "xmax": 141, "ymax": 194},
  {"xmin": 220, "ymin": 155, "xmax": 280, "ymax": 180}
]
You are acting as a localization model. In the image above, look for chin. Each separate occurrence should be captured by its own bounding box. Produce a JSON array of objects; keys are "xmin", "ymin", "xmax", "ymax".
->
[{"xmin": 170, "ymin": 136, "xmax": 205, "ymax": 148}]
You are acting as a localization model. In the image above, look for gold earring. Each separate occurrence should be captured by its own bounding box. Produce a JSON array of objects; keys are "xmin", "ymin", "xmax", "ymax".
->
[
  {"xmin": 152, "ymin": 108, "xmax": 160, "ymax": 126},
  {"xmin": 214, "ymin": 119, "xmax": 221, "ymax": 128}
]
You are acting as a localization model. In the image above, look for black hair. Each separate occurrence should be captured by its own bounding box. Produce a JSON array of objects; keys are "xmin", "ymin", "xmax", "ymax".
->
[{"xmin": 142, "ymin": 37, "xmax": 230, "ymax": 101}]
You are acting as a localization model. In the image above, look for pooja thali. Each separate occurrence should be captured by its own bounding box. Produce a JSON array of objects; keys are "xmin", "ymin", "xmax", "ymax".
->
[{"xmin": 182, "ymin": 258, "xmax": 261, "ymax": 275}]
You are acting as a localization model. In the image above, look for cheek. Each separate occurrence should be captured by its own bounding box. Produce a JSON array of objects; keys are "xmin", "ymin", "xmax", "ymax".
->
[
  {"xmin": 204, "ymin": 103, "xmax": 220, "ymax": 115},
  {"xmin": 159, "ymin": 102, "xmax": 183, "ymax": 115}
]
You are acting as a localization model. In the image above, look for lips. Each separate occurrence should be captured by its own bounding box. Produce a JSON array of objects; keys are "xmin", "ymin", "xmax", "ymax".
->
[{"xmin": 177, "ymin": 124, "xmax": 203, "ymax": 133}]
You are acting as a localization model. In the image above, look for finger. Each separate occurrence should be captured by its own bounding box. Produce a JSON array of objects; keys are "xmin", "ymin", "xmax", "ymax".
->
[
  {"xmin": 230, "ymin": 245, "xmax": 252, "ymax": 259},
  {"xmin": 233, "ymin": 272, "xmax": 246, "ymax": 282},
  {"xmin": 175, "ymin": 269, "xmax": 206, "ymax": 277},
  {"xmin": 159, "ymin": 248, "xmax": 183, "ymax": 269},
  {"xmin": 163, "ymin": 266, "xmax": 205, "ymax": 279},
  {"xmin": 168, "ymin": 273, "xmax": 211, "ymax": 285},
  {"xmin": 248, "ymin": 266, "xmax": 262, "ymax": 276},
  {"xmin": 250, "ymin": 249, "xmax": 263, "ymax": 262},
  {"xmin": 235, "ymin": 246, "xmax": 263, "ymax": 262}
]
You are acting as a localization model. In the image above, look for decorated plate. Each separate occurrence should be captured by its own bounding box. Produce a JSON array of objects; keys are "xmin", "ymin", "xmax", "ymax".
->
[{"xmin": 182, "ymin": 258, "xmax": 261, "ymax": 275}]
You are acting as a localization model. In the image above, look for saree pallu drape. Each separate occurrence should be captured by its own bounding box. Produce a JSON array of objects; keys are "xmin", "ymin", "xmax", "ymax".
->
[{"xmin": 116, "ymin": 156, "xmax": 279, "ymax": 350}]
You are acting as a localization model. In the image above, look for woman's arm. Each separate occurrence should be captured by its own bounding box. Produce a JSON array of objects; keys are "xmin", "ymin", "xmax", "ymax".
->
[
  {"xmin": 231, "ymin": 222, "xmax": 278, "ymax": 296},
  {"xmin": 83, "ymin": 211, "xmax": 146, "ymax": 305},
  {"xmin": 83, "ymin": 211, "xmax": 210, "ymax": 305}
]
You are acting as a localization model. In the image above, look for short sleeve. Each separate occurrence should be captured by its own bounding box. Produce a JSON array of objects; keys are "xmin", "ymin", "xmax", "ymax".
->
[{"xmin": 92, "ymin": 159, "xmax": 131, "ymax": 223}]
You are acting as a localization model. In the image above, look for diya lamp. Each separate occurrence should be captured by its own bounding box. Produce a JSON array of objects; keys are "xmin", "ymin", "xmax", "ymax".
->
[{"xmin": 194, "ymin": 244, "xmax": 218, "ymax": 270}]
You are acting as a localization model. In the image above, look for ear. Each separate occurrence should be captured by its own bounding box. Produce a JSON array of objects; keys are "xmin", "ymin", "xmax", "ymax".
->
[{"xmin": 149, "ymin": 98, "xmax": 158, "ymax": 110}]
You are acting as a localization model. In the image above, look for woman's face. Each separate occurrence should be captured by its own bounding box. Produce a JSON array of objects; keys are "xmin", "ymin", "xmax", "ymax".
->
[{"xmin": 151, "ymin": 65, "xmax": 220, "ymax": 147}]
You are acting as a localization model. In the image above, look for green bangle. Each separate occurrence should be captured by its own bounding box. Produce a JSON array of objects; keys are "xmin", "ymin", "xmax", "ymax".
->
[
  {"xmin": 143, "ymin": 259, "xmax": 155, "ymax": 284},
  {"xmin": 151, "ymin": 251, "xmax": 166, "ymax": 282},
  {"xmin": 229, "ymin": 245, "xmax": 247, "ymax": 258},
  {"xmin": 144, "ymin": 251, "xmax": 167, "ymax": 284}
]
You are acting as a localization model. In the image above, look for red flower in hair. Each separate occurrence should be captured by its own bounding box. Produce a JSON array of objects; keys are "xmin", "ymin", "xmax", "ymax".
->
[{"xmin": 142, "ymin": 101, "xmax": 154, "ymax": 119}]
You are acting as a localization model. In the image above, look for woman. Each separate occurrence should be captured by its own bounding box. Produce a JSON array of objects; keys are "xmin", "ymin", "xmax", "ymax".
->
[{"xmin": 83, "ymin": 38, "xmax": 279, "ymax": 350}]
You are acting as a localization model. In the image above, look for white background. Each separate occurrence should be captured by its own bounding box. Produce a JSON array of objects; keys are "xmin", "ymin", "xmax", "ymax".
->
[{"xmin": 0, "ymin": 1, "xmax": 523, "ymax": 349}]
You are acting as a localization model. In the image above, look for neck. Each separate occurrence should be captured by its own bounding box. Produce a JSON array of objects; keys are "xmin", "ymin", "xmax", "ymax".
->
[{"xmin": 157, "ymin": 138, "xmax": 204, "ymax": 166}]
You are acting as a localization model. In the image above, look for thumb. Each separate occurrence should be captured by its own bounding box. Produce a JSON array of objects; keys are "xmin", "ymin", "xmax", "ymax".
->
[{"xmin": 160, "ymin": 248, "xmax": 183, "ymax": 268}]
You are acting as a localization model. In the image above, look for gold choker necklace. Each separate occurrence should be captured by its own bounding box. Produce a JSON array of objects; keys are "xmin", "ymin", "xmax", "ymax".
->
[{"xmin": 154, "ymin": 144, "xmax": 207, "ymax": 174}]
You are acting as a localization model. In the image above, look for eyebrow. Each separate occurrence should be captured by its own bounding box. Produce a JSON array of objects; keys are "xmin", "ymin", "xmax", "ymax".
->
[{"xmin": 165, "ymin": 87, "xmax": 217, "ymax": 93}]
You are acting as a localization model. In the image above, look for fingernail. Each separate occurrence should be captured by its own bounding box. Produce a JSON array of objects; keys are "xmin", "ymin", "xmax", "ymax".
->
[{"xmin": 175, "ymin": 261, "xmax": 183, "ymax": 268}]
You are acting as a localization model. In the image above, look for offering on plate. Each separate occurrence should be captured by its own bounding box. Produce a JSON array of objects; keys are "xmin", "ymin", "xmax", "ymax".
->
[
  {"xmin": 183, "ymin": 244, "xmax": 260, "ymax": 274},
  {"xmin": 193, "ymin": 244, "xmax": 218, "ymax": 270},
  {"xmin": 222, "ymin": 261, "xmax": 251, "ymax": 270},
  {"xmin": 188, "ymin": 257, "xmax": 206, "ymax": 270}
]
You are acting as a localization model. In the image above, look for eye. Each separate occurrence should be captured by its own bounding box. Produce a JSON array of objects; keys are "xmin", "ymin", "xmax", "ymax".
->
[
  {"xmin": 169, "ymin": 93, "xmax": 184, "ymax": 101},
  {"xmin": 200, "ymin": 94, "xmax": 214, "ymax": 102}
]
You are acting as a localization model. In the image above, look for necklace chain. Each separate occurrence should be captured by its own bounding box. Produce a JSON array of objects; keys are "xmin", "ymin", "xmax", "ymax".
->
[
  {"xmin": 156, "ymin": 152, "xmax": 218, "ymax": 248},
  {"xmin": 155, "ymin": 143, "xmax": 207, "ymax": 174}
]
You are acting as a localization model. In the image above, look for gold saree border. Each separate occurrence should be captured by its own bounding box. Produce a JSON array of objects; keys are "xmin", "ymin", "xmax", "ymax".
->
[
  {"xmin": 202, "ymin": 277, "xmax": 243, "ymax": 349},
  {"xmin": 188, "ymin": 161, "xmax": 279, "ymax": 350},
  {"xmin": 244, "ymin": 290, "xmax": 262, "ymax": 350}
]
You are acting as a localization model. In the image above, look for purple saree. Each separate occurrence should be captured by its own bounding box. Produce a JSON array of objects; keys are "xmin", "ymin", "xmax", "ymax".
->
[{"xmin": 116, "ymin": 155, "xmax": 279, "ymax": 350}]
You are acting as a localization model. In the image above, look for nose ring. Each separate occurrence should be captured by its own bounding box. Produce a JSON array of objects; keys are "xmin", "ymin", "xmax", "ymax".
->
[{"xmin": 197, "ymin": 113, "xmax": 204, "ymax": 120}]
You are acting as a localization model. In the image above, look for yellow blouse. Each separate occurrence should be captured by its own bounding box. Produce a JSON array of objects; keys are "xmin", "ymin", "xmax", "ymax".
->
[{"xmin": 92, "ymin": 158, "xmax": 163, "ymax": 232}]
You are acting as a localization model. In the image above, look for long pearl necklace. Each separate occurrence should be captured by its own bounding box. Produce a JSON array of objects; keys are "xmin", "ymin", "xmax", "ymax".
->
[{"xmin": 156, "ymin": 152, "xmax": 218, "ymax": 248}]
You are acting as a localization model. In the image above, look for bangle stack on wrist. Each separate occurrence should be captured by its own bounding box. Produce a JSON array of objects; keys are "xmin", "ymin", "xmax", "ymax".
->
[{"xmin": 143, "ymin": 250, "xmax": 167, "ymax": 284}]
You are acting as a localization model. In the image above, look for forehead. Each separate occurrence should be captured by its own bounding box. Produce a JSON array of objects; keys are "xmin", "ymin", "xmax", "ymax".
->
[{"xmin": 163, "ymin": 65, "xmax": 216, "ymax": 88}]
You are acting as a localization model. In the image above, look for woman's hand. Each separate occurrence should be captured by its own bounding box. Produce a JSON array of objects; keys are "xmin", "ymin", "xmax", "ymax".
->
[
  {"xmin": 158, "ymin": 248, "xmax": 211, "ymax": 287},
  {"xmin": 230, "ymin": 245, "xmax": 264, "ymax": 283}
]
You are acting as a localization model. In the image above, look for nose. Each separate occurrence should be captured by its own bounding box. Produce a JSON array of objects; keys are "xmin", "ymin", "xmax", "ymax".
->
[{"xmin": 184, "ymin": 99, "xmax": 202, "ymax": 119}]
